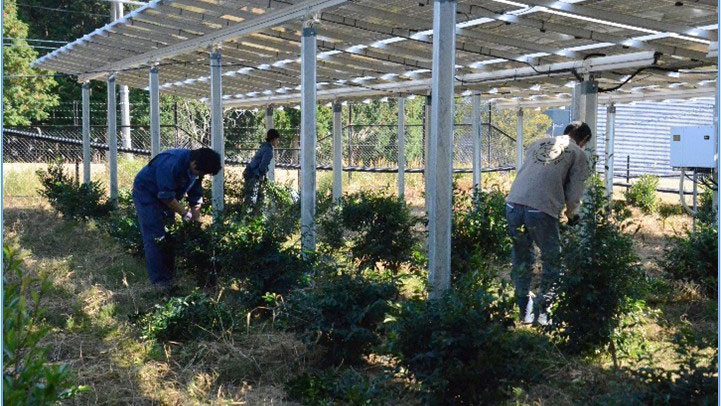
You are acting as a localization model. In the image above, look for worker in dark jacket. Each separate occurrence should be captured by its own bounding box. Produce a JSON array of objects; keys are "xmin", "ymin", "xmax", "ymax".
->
[
  {"xmin": 132, "ymin": 147, "xmax": 221, "ymax": 291},
  {"xmin": 243, "ymin": 129, "xmax": 280, "ymax": 209}
]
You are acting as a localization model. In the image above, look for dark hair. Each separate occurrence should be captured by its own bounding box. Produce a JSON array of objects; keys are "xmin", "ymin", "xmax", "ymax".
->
[
  {"xmin": 564, "ymin": 121, "xmax": 592, "ymax": 145},
  {"xmin": 190, "ymin": 148, "xmax": 221, "ymax": 175},
  {"xmin": 266, "ymin": 129, "xmax": 280, "ymax": 142}
]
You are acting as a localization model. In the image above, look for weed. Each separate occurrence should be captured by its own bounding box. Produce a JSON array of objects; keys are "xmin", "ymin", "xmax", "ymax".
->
[
  {"xmin": 625, "ymin": 175, "xmax": 659, "ymax": 214},
  {"xmin": 3, "ymin": 243, "xmax": 91, "ymax": 404},
  {"xmin": 140, "ymin": 290, "xmax": 234, "ymax": 341}
]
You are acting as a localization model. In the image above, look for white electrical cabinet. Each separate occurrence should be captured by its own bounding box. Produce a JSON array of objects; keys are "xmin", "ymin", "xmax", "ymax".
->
[{"xmin": 669, "ymin": 125, "xmax": 716, "ymax": 169}]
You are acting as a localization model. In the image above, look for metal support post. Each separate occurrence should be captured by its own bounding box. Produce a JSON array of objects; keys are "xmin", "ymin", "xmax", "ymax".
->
[
  {"xmin": 210, "ymin": 49, "xmax": 225, "ymax": 214},
  {"xmin": 82, "ymin": 82, "xmax": 91, "ymax": 184},
  {"xmin": 332, "ymin": 102, "xmax": 343, "ymax": 202},
  {"xmin": 149, "ymin": 66, "xmax": 161, "ymax": 157},
  {"xmin": 112, "ymin": 0, "xmax": 131, "ymax": 152},
  {"xmin": 572, "ymin": 79, "xmax": 599, "ymax": 159},
  {"xmin": 427, "ymin": 0, "xmax": 456, "ymax": 299},
  {"xmin": 300, "ymin": 24, "xmax": 317, "ymax": 253},
  {"xmin": 605, "ymin": 103, "xmax": 616, "ymax": 200},
  {"xmin": 265, "ymin": 106, "xmax": 275, "ymax": 182},
  {"xmin": 397, "ymin": 97, "xmax": 406, "ymax": 199},
  {"xmin": 516, "ymin": 108, "xmax": 524, "ymax": 170},
  {"xmin": 107, "ymin": 75, "xmax": 118, "ymax": 204},
  {"xmin": 472, "ymin": 93, "xmax": 482, "ymax": 191}
]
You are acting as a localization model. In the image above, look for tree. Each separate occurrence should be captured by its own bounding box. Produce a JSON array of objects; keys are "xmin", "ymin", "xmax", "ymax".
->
[{"xmin": 3, "ymin": 0, "xmax": 59, "ymax": 126}]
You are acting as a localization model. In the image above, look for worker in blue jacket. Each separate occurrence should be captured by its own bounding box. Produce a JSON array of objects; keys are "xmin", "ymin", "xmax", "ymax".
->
[
  {"xmin": 132, "ymin": 147, "xmax": 221, "ymax": 290},
  {"xmin": 243, "ymin": 129, "xmax": 280, "ymax": 209}
]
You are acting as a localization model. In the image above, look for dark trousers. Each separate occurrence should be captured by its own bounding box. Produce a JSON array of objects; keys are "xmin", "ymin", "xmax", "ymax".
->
[
  {"xmin": 505, "ymin": 202, "xmax": 561, "ymax": 319},
  {"xmin": 132, "ymin": 189, "xmax": 175, "ymax": 286},
  {"xmin": 243, "ymin": 173, "xmax": 265, "ymax": 212}
]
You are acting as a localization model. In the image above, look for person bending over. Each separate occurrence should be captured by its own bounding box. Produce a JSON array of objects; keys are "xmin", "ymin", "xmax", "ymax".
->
[
  {"xmin": 243, "ymin": 129, "xmax": 280, "ymax": 210},
  {"xmin": 132, "ymin": 147, "xmax": 221, "ymax": 291},
  {"xmin": 506, "ymin": 121, "xmax": 592, "ymax": 325}
]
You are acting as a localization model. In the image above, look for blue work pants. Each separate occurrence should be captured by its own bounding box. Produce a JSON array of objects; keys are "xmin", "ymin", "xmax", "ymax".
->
[
  {"xmin": 505, "ymin": 203, "xmax": 561, "ymax": 320},
  {"xmin": 132, "ymin": 189, "xmax": 176, "ymax": 286}
]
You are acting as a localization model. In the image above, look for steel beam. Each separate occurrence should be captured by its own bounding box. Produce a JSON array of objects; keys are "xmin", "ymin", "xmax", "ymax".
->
[
  {"xmin": 300, "ymin": 25, "xmax": 317, "ymax": 253},
  {"xmin": 78, "ymin": 0, "xmax": 347, "ymax": 82},
  {"xmin": 427, "ymin": 0, "xmax": 456, "ymax": 299},
  {"xmin": 210, "ymin": 49, "xmax": 224, "ymax": 214}
]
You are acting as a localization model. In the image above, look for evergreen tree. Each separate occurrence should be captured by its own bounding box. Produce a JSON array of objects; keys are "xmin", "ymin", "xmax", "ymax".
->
[{"xmin": 3, "ymin": 0, "xmax": 59, "ymax": 126}]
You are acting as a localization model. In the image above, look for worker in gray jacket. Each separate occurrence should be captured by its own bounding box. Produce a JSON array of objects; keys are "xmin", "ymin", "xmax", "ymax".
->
[
  {"xmin": 243, "ymin": 129, "xmax": 280, "ymax": 209},
  {"xmin": 506, "ymin": 121, "xmax": 591, "ymax": 325}
]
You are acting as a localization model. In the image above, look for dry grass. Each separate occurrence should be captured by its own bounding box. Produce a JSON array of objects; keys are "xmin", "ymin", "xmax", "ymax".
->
[{"xmin": 3, "ymin": 197, "xmax": 318, "ymax": 405}]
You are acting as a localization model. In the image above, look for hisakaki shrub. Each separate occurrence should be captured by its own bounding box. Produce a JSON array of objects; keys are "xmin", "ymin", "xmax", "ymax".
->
[
  {"xmin": 317, "ymin": 190, "xmax": 421, "ymax": 273},
  {"xmin": 661, "ymin": 222, "xmax": 718, "ymax": 299},
  {"xmin": 452, "ymin": 186, "xmax": 511, "ymax": 279},
  {"xmin": 287, "ymin": 368, "xmax": 391, "ymax": 406},
  {"xmin": 546, "ymin": 176, "xmax": 645, "ymax": 356},
  {"xmin": 140, "ymin": 290, "xmax": 234, "ymax": 342},
  {"xmin": 624, "ymin": 174, "xmax": 660, "ymax": 214},
  {"xmin": 37, "ymin": 162, "xmax": 113, "ymax": 221},
  {"xmin": 278, "ymin": 268, "xmax": 400, "ymax": 366},
  {"xmin": 3, "ymin": 243, "xmax": 91, "ymax": 404},
  {"xmin": 387, "ymin": 274, "xmax": 545, "ymax": 405}
]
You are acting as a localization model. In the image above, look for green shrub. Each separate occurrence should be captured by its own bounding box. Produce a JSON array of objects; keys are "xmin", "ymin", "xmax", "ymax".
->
[
  {"xmin": 97, "ymin": 190, "xmax": 144, "ymax": 257},
  {"xmin": 215, "ymin": 214, "xmax": 307, "ymax": 307},
  {"xmin": 547, "ymin": 176, "xmax": 645, "ymax": 355},
  {"xmin": 696, "ymin": 186, "xmax": 716, "ymax": 226},
  {"xmin": 625, "ymin": 175, "xmax": 659, "ymax": 214},
  {"xmin": 452, "ymin": 187, "xmax": 511, "ymax": 278},
  {"xmin": 317, "ymin": 190, "xmax": 421, "ymax": 272},
  {"xmin": 140, "ymin": 290, "xmax": 233, "ymax": 341},
  {"xmin": 37, "ymin": 162, "xmax": 113, "ymax": 221},
  {"xmin": 287, "ymin": 368, "xmax": 390, "ymax": 406},
  {"xmin": 661, "ymin": 222, "xmax": 718, "ymax": 298},
  {"xmin": 280, "ymin": 269, "xmax": 400, "ymax": 366},
  {"xmin": 387, "ymin": 275, "xmax": 542, "ymax": 405},
  {"xmin": 3, "ymin": 243, "xmax": 90, "ymax": 404}
]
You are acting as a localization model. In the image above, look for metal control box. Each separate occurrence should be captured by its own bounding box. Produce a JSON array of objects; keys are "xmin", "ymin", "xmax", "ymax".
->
[{"xmin": 670, "ymin": 125, "xmax": 716, "ymax": 169}]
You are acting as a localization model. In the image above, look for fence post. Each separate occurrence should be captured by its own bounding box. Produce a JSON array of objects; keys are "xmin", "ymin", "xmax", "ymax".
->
[
  {"xmin": 472, "ymin": 93, "xmax": 482, "ymax": 191},
  {"xmin": 174, "ymin": 101, "xmax": 179, "ymax": 147},
  {"xmin": 348, "ymin": 103, "xmax": 353, "ymax": 181},
  {"xmin": 75, "ymin": 160, "xmax": 80, "ymax": 184},
  {"xmin": 333, "ymin": 102, "xmax": 343, "ymax": 202},
  {"xmin": 626, "ymin": 155, "xmax": 630, "ymax": 193},
  {"xmin": 266, "ymin": 106, "xmax": 276, "ymax": 183},
  {"xmin": 149, "ymin": 66, "xmax": 161, "ymax": 157},
  {"xmin": 516, "ymin": 108, "xmax": 524, "ymax": 170},
  {"xmin": 107, "ymin": 74, "xmax": 118, "ymax": 205},
  {"xmin": 487, "ymin": 103, "xmax": 492, "ymax": 164},
  {"xmin": 82, "ymin": 82, "xmax": 91, "ymax": 184},
  {"xmin": 397, "ymin": 97, "xmax": 406, "ymax": 199}
]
